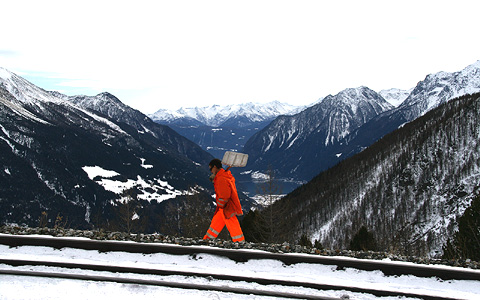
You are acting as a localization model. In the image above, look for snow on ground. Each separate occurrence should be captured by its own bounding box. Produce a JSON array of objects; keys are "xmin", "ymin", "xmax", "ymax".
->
[
  {"xmin": 82, "ymin": 166, "xmax": 120, "ymax": 179},
  {"xmin": 81, "ymin": 165, "xmax": 193, "ymax": 203},
  {"xmin": 140, "ymin": 158, "xmax": 153, "ymax": 169},
  {"xmin": 1, "ymin": 235, "xmax": 480, "ymax": 299}
]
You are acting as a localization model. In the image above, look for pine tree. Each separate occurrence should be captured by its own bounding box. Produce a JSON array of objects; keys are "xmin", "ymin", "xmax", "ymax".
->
[
  {"xmin": 443, "ymin": 192, "xmax": 480, "ymax": 261},
  {"xmin": 349, "ymin": 226, "xmax": 377, "ymax": 251},
  {"xmin": 298, "ymin": 234, "xmax": 313, "ymax": 248},
  {"xmin": 241, "ymin": 210, "xmax": 268, "ymax": 242}
]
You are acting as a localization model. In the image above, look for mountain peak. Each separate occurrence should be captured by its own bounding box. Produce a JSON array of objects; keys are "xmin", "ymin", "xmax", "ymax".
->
[
  {"xmin": 338, "ymin": 86, "xmax": 374, "ymax": 99},
  {"xmin": 379, "ymin": 88, "xmax": 412, "ymax": 107},
  {"xmin": 0, "ymin": 67, "xmax": 13, "ymax": 80},
  {"xmin": 320, "ymin": 86, "xmax": 393, "ymax": 114},
  {"xmin": 400, "ymin": 59, "xmax": 480, "ymax": 117},
  {"xmin": 96, "ymin": 91, "xmax": 116, "ymax": 98},
  {"xmin": 242, "ymin": 86, "xmax": 394, "ymax": 183},
  {"xmin": 465, "ymin": 59, "xmax": 480, "ymax": 69},
  {"xmin": 150, "ymin": 101, "xmax": 303, "ymax": 127}
]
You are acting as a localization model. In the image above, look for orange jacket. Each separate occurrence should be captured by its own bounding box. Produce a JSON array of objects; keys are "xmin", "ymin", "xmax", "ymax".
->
[{"xmin": 213, "ymin": 168, "xmax": 243, "ymax": 219}]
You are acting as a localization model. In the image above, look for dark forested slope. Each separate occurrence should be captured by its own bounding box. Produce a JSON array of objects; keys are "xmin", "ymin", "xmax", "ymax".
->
[{"xmin": 271, "ymin": 93, "xmax": 480, "ymax": 257}]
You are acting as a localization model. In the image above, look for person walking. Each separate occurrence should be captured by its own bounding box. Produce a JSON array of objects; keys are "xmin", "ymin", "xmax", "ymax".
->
[{"xmin": 203, "ymin": 158, "xmax": 245, "ymax": 242}]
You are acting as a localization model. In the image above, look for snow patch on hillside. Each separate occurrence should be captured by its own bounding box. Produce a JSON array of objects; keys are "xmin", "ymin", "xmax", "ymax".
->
[
  {"xmin": 82, "ymin": 166, "xmax": 195, "ymax": 202},
  {"xmin": 82, "ymin": 166, "xmax": 120, "ymax": 179}
]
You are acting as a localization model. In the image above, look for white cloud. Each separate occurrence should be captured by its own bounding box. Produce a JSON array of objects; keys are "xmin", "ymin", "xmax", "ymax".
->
[{"xmin": 1, "ymin": 0, "xmax": 479, "ymax": 113}]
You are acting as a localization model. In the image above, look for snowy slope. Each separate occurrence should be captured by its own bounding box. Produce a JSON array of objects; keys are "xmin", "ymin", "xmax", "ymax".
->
[
  {"xmin": 0, "ymin": 68, "xmax": 128, "ymax": 134},
  {"xmin": 241, "ymin": 60, "xmax": 480, "ymax": 188},
  {"xmin": 339, "ymin": 60, "xmax": 480, "ymax": 164},
  {"xmin": 379, "ymin": 88, "xmax": 412, "ymax": 107},
  {"xmin": 400, "ymin": 60, "xmax": 480, "ymax": 119},
  {"xmin": 242, "ymin": 86, "xmax": 394, "ymax": 182},
  {"xmin": 278, "ymin": 92, "xmax": 480, "ymax": 257},
  {"xmin": 0, "ymin": 67, "xmax": 216, "ymax": 230}
]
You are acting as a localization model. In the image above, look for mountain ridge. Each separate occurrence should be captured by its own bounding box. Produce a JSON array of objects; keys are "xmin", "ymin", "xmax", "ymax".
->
[
  {"xmin": 272, "ymin": 92, "xmax": 480, "ymax": 257},
  {"xmin": 0, "ymin": 68, "xmax": 222, "ymax": 233},
  {"xmin": 241, "ymin": 86, "xmax": 394, "ymax": 184},
  {"xmin": 150, "ymin": 100, "xmax": 304, "ymax": 128},
  {"xmin": 240, "ymin": 60, "xmax": 480, "ymax": 190},
  {"xmin": 340, "ymin": 59, "xmax": 480, "ymax": 159}
]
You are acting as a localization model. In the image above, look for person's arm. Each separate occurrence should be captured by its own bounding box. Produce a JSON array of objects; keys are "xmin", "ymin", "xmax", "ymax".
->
[{"xmin": 215, "ymin": 176, "xmax": 232, "ymax": 204}]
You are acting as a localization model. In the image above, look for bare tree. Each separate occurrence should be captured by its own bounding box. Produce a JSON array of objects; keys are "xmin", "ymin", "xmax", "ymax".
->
[
  {"xmin": 255, "ymin": 165, "xmax": 288, "ymax": 243},
  {"xmin": 113, "ymin": 188, "xmax": 146, "ymax": 234},
  {"xmin": 180, "ymin": 192, "xmax": 215, "ymax": 238}
]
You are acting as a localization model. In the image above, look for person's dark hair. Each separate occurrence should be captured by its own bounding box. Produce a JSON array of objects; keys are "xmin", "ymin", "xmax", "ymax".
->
[{"xmin": 209, "ymin": 158, "xmax": 223, "ymax": 169}]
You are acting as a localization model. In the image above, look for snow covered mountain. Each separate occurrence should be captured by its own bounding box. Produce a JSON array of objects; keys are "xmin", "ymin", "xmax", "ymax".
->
[
  {"xmin": 341, "ymin": 60, "xmax": 480, "ymax": 159},
  {"xmin": 377, "ymin": 60, "xmax": 480, "ymax": 113},
  {"xmin": 242, "ymin": 87, "xmax": 393, "ymax": 183},
  {"xmin": 150, "ymin": 101, "xmax": 305, "ymax": 159},
  {"xmin": 379, "ymin": 88, "xmax": 412, "ymax": 107},
  {"xmin": 0, "ymin": 67, "xmax": 220, "ymax": 231},
  {"xmin": 150, "ymin": 101, "xmax": 303, "ymax": 128},
  {"xmin": 273, "ymin": 92, "xmax": 480, "ymax": 257},
  {"xmin": 242, "ymin": 60, "xmax": 480, "ymax": 189},
  {"xmin": 400, "ymin": 60, "xmax": 480, "ymax": 119}
]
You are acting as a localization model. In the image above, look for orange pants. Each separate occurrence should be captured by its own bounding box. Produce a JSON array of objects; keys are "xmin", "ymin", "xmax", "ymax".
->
[{"xmin": 203, "ymin": 208, "xmax": 245, "ymax": 242}]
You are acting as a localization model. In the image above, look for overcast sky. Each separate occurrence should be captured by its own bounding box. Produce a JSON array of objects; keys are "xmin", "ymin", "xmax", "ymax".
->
[{"xmin": 1, "ymin": 0, "xmax": 479, "ymax": 114}]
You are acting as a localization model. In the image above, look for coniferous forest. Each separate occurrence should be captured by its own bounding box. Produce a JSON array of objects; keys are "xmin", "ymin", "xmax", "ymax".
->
[{"xmin": 244, "ymin": 93, "xmax": 480, "ymax": 258}]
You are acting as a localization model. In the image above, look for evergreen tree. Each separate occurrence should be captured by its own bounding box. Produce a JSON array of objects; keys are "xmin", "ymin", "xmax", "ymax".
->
[
  {"xmin": 298, "ymin": 234, "xmax": 313, "ymax": 248},
  {"xmin": 314, "ymin": 239, "xmax": 324, "ymax": 250},
  {"xmin": 349, "ymin": 226, "xmax": 377, "ymax": 251},
  {"xmin": 241, "ymin": 210, "xmax": 268, "ymax": 242},
  {"xmin": 443, "ymin": 192, "xmax": 480, "ymax": 261}
]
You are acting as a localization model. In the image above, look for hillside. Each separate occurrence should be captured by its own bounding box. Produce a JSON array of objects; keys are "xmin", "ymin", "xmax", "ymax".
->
[
  {"xmin": 269, "ymin": 93, "xmax": 480, "ymax": 257},
  {"xmin": 0, "ymin": 68, "xmax": 221, "ymax": 233},
  {"xmin": 242, "ymin": 87, "xmax": 393, "ymax": 183}
]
